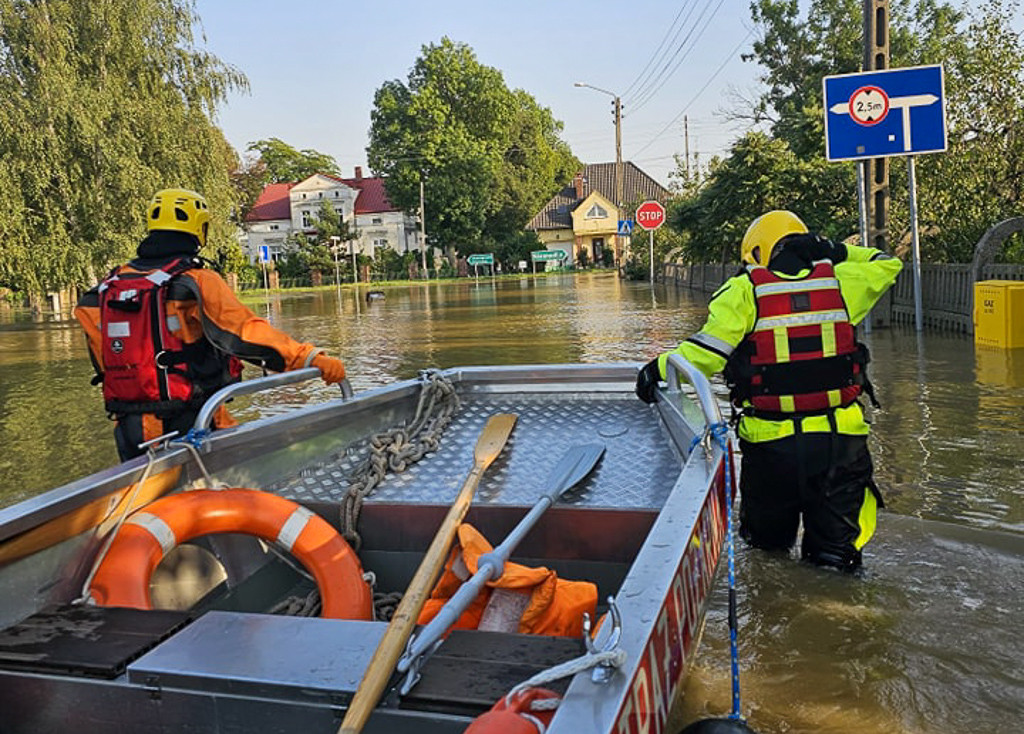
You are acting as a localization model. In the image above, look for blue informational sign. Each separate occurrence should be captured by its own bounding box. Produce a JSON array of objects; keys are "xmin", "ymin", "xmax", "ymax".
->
[
  {"xmin": 823, "ymin": 65, "xmax": 947, "ymax": 162},
  {"xmin": 258, "ymin": 245, "xmax": 270, "ymax": 264},
  {"xmin": 617, "ymin": 219, "xmax": 633, "ymax": 236}
]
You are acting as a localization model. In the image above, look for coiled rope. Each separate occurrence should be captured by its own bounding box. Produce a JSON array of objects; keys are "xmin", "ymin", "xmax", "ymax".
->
[{"xmin": 275, "ymin": 370, "xmax": 459, "ymax": 621}]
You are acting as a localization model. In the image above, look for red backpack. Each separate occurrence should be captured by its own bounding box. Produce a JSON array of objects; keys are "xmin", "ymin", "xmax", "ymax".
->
[{"xmin": 98, "ymin": 258, "xmax": 202, "ymax": 415}]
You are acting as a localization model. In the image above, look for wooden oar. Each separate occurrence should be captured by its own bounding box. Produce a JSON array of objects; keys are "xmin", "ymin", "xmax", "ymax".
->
[
  {"xmin": 338, "ymin": 412, "xmax": 518, "ymax": 734},
  {"xmin": 395, "ymin": 442, "xmax": 606, "ymax": 694}
]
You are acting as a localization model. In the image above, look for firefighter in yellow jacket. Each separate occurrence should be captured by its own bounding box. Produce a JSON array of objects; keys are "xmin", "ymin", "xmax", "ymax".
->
[
  {"xmin": 636, "ymin": 211, "xmax": 902, "ymax": 570},
  {"xmin": 76, "ymin": 188, "xmax": 347, "ymax": 461}
]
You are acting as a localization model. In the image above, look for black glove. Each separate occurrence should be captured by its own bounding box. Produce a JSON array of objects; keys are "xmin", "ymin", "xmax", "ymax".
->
[
  {"xmin": 776, "ymin": 233, "xmax": 847, "ymax": 264},
  {"xmin": 635, "ymin": 358, "xmax": 662, "ymax": 404}
]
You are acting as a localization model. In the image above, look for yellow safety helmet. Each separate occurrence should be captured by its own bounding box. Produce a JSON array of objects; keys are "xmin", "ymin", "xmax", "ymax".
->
[
  {"xmin": 740, "ymin": 210, "xmax": 808, "ymax": 266},
  {"xmin": 147, "ymin": 188, "xmax": 211, "ymax": 246}
]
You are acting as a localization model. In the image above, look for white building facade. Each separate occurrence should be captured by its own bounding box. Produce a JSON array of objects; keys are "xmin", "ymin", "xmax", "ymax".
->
[{"xmin": 245, "ymin": 169, "xmax": 424, "ymax": 264}]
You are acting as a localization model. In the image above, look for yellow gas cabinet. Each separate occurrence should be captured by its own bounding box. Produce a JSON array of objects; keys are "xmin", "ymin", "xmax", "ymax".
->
[{"xmin": 974, "ymin": 280, "xmax": 1024, "ymax": 349}]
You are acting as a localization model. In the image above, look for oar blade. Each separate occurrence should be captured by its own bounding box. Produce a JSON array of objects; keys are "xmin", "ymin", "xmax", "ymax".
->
[
  {"xmin": 473, "ymin": 413, "xmax": 518, "ymax": 467},
  {"xmin": 544, "ymin": 442, "xmax": 606, "ymax": 502}
]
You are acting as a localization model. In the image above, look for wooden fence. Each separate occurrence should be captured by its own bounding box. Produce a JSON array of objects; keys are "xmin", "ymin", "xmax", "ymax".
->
[{"xmin": 662, "ymin": 262, "xmax": 1024, "ymax": 334}]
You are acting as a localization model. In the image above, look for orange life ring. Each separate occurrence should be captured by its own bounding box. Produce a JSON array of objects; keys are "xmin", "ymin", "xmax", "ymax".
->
[
  {"xmin": 463, "ymin": 688, "xmax": 561, "ymax": 734},
  {"xmin": 88, "ymin": 488, "xmax": 373, "ymax": 620}
]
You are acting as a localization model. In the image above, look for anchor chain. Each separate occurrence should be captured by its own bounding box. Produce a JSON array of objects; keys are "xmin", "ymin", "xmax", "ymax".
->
[{"xmin": 341, "ymin": 369, "xmax": 459, "ymax": 551}]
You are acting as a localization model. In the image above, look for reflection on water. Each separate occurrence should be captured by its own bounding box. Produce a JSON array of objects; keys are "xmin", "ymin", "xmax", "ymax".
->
[
  {"xmin": 680, "ymin": 515, "xmax": 1024, "ymax": 734},
  {"xmin": 2, "ymin": 273, "xmax": 1023, "ymax": 732}
]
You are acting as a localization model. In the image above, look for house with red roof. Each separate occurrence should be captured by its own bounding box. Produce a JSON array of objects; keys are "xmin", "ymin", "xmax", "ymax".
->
[{"xmin": 245, "ymin": 167, "xmax": 423, "ymax": 264}]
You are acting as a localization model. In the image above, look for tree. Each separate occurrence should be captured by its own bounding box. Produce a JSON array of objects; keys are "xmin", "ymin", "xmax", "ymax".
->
[
  {"xmin": 367, "ymin": 38, "xmax": 579, "ymax": 260},
  {"xmin": 671, "ymin": 132, "xmax": 858, "ymax": 262},
  {"xmin": 0, "ymin": 0, "xmax": 248, "ymax": 295},
  {"xmin": 246, "ymin": 138, "xmax": 340, "ymax": 183},
  {"xmin": 279, "ymin": 199, "xmax": 356, "ymax": 280},
  {"xmin": 672, "ymin": 0, "xmax": 1024, "ymax": 263}
]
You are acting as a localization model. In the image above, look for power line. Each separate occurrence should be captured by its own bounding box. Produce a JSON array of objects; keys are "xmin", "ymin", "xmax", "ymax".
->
[
  {"xmin": 621, "ymin": 0, "xmax": 701, "ymax": 102},
  {"xmin": 626, "ymin": 0, "xmax": 728, "ymax": 116},
  {"xmin": 630, "ymin": 28, "xmax": 754, "ymax": 159}
]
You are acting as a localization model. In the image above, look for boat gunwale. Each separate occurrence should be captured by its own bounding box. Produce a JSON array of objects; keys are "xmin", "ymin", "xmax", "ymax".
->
[{"xmin": 0, "ymin": 363, "xmax": 646, "ymax": 544}]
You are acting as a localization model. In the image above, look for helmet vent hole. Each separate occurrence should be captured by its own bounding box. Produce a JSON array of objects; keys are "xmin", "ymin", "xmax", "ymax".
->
[
  {"xmin": 151, "ymin": 207, "xmax": 160, "ymax": 219},
  {"xmin": 175, "ymin": 208, "xmax": 189, "ymax": 222}
]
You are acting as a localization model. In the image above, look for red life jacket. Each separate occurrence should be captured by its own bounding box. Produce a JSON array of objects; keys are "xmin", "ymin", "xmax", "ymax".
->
[
  {"xmin": 724, "ymin": 261, "xmax": 871, "ymax": 415},
  {"xmin": 98, "ymin": 258, "xmax": 218, "ymax": 415}
]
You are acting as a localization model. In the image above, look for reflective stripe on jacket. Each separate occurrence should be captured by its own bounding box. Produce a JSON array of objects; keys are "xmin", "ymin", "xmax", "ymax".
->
[
  {"xmin": 725, "ymin": 260, "xmax": 865, "ymax": 414},
  {"xmin": 657, "ymin": 244, "xmax": 902, "ymax": 442}
]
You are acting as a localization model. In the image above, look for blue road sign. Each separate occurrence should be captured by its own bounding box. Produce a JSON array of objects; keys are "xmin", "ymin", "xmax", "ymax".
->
[
  {"xmin": 823, "ymin": 65, "xmax": 946, "ymax": 162},
  {"xmin": 258, "ymin": 245, "xmax": 270, "ymax": 263},
  {"xmin": 617, "ymin": 219, "xmax": 633, "ymax": 236}
]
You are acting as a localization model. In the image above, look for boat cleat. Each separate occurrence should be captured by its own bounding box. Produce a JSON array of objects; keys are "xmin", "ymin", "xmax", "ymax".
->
[{"xmin": 582, "ymin": 596, "xmax": 623, "ymax": 684}]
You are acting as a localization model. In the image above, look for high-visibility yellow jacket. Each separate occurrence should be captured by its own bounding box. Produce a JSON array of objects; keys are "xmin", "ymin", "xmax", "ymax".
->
[{"xmin": 657, "ymin": 244, "xmax": 902, "ymax": 443}]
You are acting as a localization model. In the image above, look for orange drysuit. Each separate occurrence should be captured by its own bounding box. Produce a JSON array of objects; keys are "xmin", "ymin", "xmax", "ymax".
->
[
  {"xmin": 76, "ymin": 249, "xmax": 324, "ymax": 459},
  {"xmin": 417, "ymin": 523, "xmax": 598, "ymax": 638}
]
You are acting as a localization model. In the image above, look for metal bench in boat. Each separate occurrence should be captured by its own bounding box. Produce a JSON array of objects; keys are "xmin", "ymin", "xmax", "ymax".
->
[{"xmin": 0, "ymin": 358, "xmax": 732, "ymax": 734}]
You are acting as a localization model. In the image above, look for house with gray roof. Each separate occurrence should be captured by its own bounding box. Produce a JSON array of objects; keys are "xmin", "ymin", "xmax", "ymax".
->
[{"xmin": 527, "ymin": 162, "xmax": 670, "ymax": 268}]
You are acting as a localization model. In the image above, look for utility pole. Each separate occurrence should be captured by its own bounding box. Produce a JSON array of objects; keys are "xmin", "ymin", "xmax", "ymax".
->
[
  {"xmin": 863, "ymin": 0, "xmax": 891, "ymax": 328},
  {"xmin": 684, "ymin": 115, "xmax": 691, "ymax": 182},
  {"xmin": 614, "ymin": 96, "xmax": 623, "ymax": 209},
  {"xmin": 419, "ymin": 176, "xmax": 428, "ymax": 278},
  {"xmin": 863, "ymin": 0, "xmax": 890, "ymax": 251}
]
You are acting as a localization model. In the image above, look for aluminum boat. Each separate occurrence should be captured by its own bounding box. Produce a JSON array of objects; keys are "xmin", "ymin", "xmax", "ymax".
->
[{"xmin": 0, "ymin": 356, "xmax": 733, "ymax": 734}]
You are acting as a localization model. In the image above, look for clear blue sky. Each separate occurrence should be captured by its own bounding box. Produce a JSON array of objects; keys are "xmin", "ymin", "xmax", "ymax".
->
[{"xmin": 193, "ymin": 0, "xmax": 762, "ymax": 187}]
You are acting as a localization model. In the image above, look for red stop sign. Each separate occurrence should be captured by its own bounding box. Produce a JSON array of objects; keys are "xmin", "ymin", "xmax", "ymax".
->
[{"xmin": 636, "ymin": 200, "xmax": 666, "ymax": 231}]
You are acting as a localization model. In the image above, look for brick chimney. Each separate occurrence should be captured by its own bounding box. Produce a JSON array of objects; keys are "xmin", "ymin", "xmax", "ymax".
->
[
  {"xmin": 574, "ymin": 173, "xmax": 584, "ymax": 199},
  {"xmin": 354, "ymin": 166, "xmax": 363, "ymax": 181}
]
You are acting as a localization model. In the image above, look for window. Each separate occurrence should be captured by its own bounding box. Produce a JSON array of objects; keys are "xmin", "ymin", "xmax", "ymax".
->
[
  {"xmin": 585, "ymin": 203, "xmax": 608, "ymax": 219},
  {"xmin": 372, "ymin": 217, "xmax": 383, "ymax": 225},
  {"xmin": 334, "ymin": 191, "xmax": 339, "ymax": 197},
  {"xmin": 336, "ymin": 208, "xmax": 343, "ymax": 217},
  {"xmin": 301, "ymin": 211, "xmax": 312, "ymax": 228},
  {"xmin": 269, "ymin": 224, "xmax": 279, "ymax": 231},
  {"xmin": 373, "ymin": 238, "xmax": 388, "ymax": 248},
  {"xmin": 302, "ymin": 193, "xmax": 306, "ymax": 199}
]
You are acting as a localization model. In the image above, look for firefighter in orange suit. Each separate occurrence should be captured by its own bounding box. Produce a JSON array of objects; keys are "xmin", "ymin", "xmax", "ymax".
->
[
  {"xmin": 75, "ymin": 188, "xmax": 347, "ymax": 461},
  {"xmin": 636, "ymin": 211, "xmax": 902, "ymax": 570}
]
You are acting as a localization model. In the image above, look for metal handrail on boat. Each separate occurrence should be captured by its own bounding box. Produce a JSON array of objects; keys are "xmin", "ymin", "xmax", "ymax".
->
[
  {"xmin": 193, "ymin": 368, "xmax": 354, "ymax": 433},
  {"xmin": 664, "ymin": 354, "xmax": 724, "ymax": 427}
]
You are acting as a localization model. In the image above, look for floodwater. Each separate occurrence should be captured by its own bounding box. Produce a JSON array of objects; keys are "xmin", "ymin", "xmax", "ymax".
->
[{"xmin": 1, "ymin": 272, "xmax": 1022, "ymax": 733}]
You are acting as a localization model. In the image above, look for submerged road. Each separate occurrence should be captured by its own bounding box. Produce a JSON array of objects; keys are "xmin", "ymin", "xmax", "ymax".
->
[{"xmin": 1, "ymin": 272, "xmax": 1022, "ymax": 732}]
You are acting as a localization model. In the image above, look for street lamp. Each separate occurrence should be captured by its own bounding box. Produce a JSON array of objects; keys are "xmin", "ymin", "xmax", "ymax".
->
[
  {"xmin": 329, "ymin": 235, "xmax": 341, "ymax": 289},
  {"xmin": 575, "ymin": 81, "xmax": 625, "ymax": 269},
  {"xmin": 574, "ymin": 82, "xmax": 623, "ymax": 209}
]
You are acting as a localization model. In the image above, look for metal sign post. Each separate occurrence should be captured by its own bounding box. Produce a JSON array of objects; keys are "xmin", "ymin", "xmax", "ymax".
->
[
  {"xmin": 907, "ymin": 156, "xmax": 924, "ymax": 331},
  {"xmin": 468, "ymin": 253, "xmax": 494, "ymax": 279},
  {"xmin": 823, "ymin": 64, "xmax": 947, "ymax": 331},
  {"xmin": 635, "ymin": 201, "xmax": 666, "ymax": 284},
  {"xmin": 258, "ymin": 244, "xmax": 270, "ymax": 300}
]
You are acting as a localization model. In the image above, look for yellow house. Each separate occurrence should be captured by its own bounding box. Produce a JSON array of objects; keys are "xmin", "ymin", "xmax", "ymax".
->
[{"xmin": 527, "ymin": 162, "xmax": 670, "ymax": 268}]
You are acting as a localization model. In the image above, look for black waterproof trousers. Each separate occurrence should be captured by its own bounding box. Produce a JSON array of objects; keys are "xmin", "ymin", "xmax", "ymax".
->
[{"xmin": 738, "ymin": 430, "xmax": 882, "ymax": 570}]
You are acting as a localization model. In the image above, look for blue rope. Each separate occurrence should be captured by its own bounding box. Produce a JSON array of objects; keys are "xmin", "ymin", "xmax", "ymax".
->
[
  {"xmin": 711, "ymin": 421, "xmax": 743, "ymax": 721},
  {"xmin": 180, "ymin": 427, "xmax": 210, "ymax": 449}
]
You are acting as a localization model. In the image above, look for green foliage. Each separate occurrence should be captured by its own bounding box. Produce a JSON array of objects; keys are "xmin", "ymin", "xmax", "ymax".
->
[
  {"xmin": 278, "ymin": 200, "xmax": 356, "ymax": 279},
  {"xmin": 671, "ymin": 132, "xmax": 857, "ymax": 262},
  {"xmin": 491, "ymin": 229, "xmax": 542, "ymax": 271},
  {"xmin": 367, "ymin": 38, "xmax": 579, "ymax": 259},
  {"xmin": 246, "ymin": 137, "xmax": 340, "ymax": 184},
  {"xmin": 0, "ymin": 0, "xmax": 248, "ymax": 295},
  {"xmin": 672, "ymin": 0, "xmax": 1024, "ymax": 264}
]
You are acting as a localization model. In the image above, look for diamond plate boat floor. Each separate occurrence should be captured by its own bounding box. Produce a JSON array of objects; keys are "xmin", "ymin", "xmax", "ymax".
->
[{"xmin": 269, "ymin": 394, "xmax": 681, "ymax": 510}]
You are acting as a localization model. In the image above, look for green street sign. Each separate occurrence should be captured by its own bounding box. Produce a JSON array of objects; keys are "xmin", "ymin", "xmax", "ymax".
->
[
  {"xmin": 531, "ymin": 250, "xmax": 567, "ymax": 262},
  {"xmin": 467, "ymin": 253, "xmax": 494, "ymax": 266}
]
